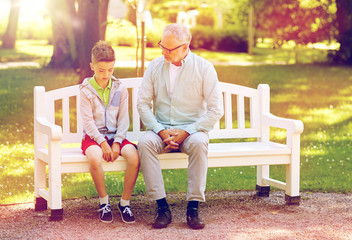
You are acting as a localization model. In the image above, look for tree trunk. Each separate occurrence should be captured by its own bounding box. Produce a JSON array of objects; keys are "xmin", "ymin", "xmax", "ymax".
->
[
  {"xmin": 336, "ymin": 0, "xmax": 352, "ymax": 64},
  {"xmin": 48, "ymin": 0, "xmax": 108, "ymax": 83},
  {"xmin": 99, "ymin": 0, "xmax": 109, "ymax": 40},
  {"xmin": 48, "ymin": 0, "xmax": 78, "ymax": 68},
  {"xmin": 77, "ymin": 0, "xmax": 100, "ymax": 83},
  {"xmin": 1, "ymin": 0, "xmax": 21, "ymax": 49}
]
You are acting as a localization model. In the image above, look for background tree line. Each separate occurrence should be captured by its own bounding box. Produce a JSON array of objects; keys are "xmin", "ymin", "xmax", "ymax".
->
[{"xmin": 1, "ymin": 0, "xmax": 352, "ymax": 82}]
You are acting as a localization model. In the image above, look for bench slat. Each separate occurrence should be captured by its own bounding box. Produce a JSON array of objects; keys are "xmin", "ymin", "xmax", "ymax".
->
[{"xmin": 39, "ymin": 142, "xmax": 290, "ymax": 174}]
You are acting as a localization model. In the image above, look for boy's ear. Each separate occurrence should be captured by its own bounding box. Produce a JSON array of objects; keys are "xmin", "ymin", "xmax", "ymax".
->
[{"xmin": 90, "ymin": 62, "xmax": 94, "ymax": 71}]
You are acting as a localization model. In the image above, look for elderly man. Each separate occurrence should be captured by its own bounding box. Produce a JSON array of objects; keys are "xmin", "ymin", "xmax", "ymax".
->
[{"xmin": 137, "ymin": 23, "xmax": 223, "ymax": 229}]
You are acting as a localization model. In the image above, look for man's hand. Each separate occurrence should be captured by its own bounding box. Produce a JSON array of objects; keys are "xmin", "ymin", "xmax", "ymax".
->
[
  {"xmin": 111, "ymin": 142, "xmax": 121, "ymax": 162},
  {"xmin": 171, "ymin": 129, "xmax": 190, "ymax": 145},
  {"xmin": 158, "ymin": 129, "xmax": 190, "ymax": 151},
  {"xmin": 101, "ymin": 141, "xmax": 113, "ymax": 162}
]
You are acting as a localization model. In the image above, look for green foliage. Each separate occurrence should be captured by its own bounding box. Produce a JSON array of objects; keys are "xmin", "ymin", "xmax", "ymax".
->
[
  {"xmin": 190, "ymin": 26, "xmax": 219, "ymax": 51},
  {"xmin": 145, "ymin": 19, "xmax": 168, "ymax": 48},
  {"xmin": 196, "ymin": 8, "xmax": 216, "ymax": 27},
  {"xmin": 17, "ymin": 17, "xmax": 52, "ymax": 40},
  {"xmin": 255, "ymin": 0, "xmax": 336, "ymax": 46},
  {"xmin": 190, "ymin": 26, "xmax": 248, "ymax": 52},
  {"xmin": 222, "ymin": 0, "xmax": 249, "ymax": 27},
  {"xmin": 0, "ymin": 14, "xmax": 52, "ymax": 41},
  {"xmin": 106, "ymin": 19, "xmax": 137, "ymax": 47}
]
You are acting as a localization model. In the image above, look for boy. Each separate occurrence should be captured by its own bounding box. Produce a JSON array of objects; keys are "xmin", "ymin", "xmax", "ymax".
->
[{"xmin": 80, "ymin": 41, "xmax": 139, "ymax": 223}]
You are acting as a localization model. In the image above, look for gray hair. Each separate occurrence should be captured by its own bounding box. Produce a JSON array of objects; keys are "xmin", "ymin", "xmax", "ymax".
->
[{"xmin": 162, "ymin": 23, "xmax": 192, "ymax": 44}]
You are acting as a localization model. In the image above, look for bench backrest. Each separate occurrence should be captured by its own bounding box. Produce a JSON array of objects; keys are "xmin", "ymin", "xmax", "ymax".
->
[{"xmin": 34, "ymin": 77, "xmax": 270, "ymax": 144}]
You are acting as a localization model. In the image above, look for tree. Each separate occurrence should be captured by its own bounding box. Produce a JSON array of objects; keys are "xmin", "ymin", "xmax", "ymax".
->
[
  {"xmin": 255, "ymin": 0, "xmax": 335, "ymax": 47},
  {"xmin": 77, "ymin": 0, "xmax": 100, "ymax": 82},
  {"xmin": 48, "ymin": 0, "xmax": 107, "ymax": 82},
  {"xmin": 99, "ymin": 0, "xmax": 110, "ymax": 40},
  {"xmin": 1, "ymin": 0, "xmax": 22, "ymax": 49},
  {"xmin": 335, "ymin": 0, "xmax": 352, "ymax": 64},
  {"xmin": 48, "ymin": 0, "xmax": 78, "ymax": 68}
]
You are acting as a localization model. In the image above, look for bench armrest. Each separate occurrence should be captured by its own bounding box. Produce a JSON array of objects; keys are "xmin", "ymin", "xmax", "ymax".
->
[
  {"xmin": 35, "ymin": 117, "xmax": 62, "ymax": 141},
  {"xmin": 262, "ymin": 113, "xmax": 304, "ymax": 134}
]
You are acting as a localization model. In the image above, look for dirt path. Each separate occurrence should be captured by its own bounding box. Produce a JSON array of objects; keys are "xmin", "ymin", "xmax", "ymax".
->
[{"xmin": 1, "ymin": 191, "xmax": 352, "ymax": 240}]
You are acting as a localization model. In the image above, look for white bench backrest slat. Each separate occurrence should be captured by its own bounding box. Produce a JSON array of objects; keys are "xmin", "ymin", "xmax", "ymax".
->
[{"xmin": 35, "ymin": 78, "xmax": 269, "ymax": 144}]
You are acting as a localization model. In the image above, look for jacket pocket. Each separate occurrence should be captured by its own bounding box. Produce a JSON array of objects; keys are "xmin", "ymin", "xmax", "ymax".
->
[{"xmin": 110, "ymin": 91, "xmax": 121, "ymax": 107}]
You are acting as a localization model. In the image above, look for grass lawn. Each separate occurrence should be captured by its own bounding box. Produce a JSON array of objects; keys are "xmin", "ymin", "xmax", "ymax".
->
[{"xmin": 1, "ymin": 41, "xmax": 351, "ymax": 205}]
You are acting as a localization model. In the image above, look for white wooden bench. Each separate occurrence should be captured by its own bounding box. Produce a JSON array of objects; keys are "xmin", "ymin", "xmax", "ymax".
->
[{"xmin": 34, "ymin": 77, "xmax": 303, "ymax": 221}]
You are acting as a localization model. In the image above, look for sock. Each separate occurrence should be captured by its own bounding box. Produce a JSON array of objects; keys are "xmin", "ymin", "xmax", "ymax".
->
[
  {"xmin": 187, "ymin": 200, "xmax": 199, "ymax": 209},
  {"xmin": 120, "ymin": 198, "xmax": 130, "ymax": 207},
  {"xmin": 156, "ymin": 198, "xmax": 169, "ymax": 209},
  {"xmin": 99, "ymin": 195, "xmax": 109, "ymax": 205}
]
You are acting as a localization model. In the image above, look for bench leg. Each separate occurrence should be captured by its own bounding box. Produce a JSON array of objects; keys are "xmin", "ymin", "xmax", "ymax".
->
[
  {"xmin": 256, "ymin": 185, "xmax": 270, "ymax": 197},
  {"xmin": 285, "ymin": 194, "xmax": 301, "ymax": 205},
  {"xmin": 50, "ymin": 208, "xmax": 63, "ymax": 221},
  {"xmin": 48, "ymin": 141, "xmax": 63, "ymax": 220},
  {"xmin": 285, "ymin": 134, "xmax": 301, "ymax": 205},
  {"xmin": 34, "ymin": 156, "xmax": 47, "ymax": 207},
  {"xmin": 35, "ymin": 197, "xmax": 47, "ymax": 211},
  {"xmin": 256, "ymin": 165, "xmax": 270, "ymax": 197}
]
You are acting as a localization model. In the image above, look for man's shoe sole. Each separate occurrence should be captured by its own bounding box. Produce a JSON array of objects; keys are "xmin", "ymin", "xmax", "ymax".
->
[
  {"xmin": 152, "ymin": 219, "xmax": 171, "ymax": 229},
  {"xmin": 187, "ymin": 222, "xmax": 205, "ymax": 229}
]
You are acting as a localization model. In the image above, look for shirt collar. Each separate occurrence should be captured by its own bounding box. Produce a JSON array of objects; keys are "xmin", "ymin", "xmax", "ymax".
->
[
  {"xmin": 181, "ymin": 50, "xmax": 192, "ymax": 64},
  {"xmin": 90, "ymin": 75, "xmax": 112, "ymax": 91}
]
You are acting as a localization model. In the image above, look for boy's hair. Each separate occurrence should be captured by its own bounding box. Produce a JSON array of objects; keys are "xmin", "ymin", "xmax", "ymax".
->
[{"xmin": 91, "ymin": 41, "xmax": 115, "ymax": 64}]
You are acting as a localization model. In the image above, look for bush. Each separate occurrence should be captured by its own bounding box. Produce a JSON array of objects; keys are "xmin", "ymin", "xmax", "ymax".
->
[
  {"xmin": 190, "ymin": 26, "xmax": 219, "ymax": 51},
  {"xmin": 190, "ymin": 25, "xmax": 248, "ymax": 53}
]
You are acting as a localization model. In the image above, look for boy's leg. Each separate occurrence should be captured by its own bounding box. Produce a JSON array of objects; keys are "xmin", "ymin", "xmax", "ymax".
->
[
  {"xmin": 120, "ymin": 144, "xmax": 139, "ymax": 200},
  {"xmin": 85, "ymin": 145, "xmax": 107, "ymax": 198},
  {"xmin": 85, "ymin": 144, "xmax": 113, "ymax": 223},
  {"xmin": 118, "ymin": 143, "xmax": 139, "ymax": 223}
]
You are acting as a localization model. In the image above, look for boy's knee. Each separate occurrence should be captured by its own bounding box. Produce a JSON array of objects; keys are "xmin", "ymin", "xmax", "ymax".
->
[
  {"xmin": 126, "ymin": 150, "xmax": 140, "ymax": 169},
  {"xmin": 89, "ymin": 156, "xmax": 103, "ymax": 170}
]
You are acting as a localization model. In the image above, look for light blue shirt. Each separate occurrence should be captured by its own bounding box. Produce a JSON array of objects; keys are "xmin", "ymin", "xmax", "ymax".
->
[{"xmin": 137, "ymin": 51, "xmax": 224, "ymax": 135}]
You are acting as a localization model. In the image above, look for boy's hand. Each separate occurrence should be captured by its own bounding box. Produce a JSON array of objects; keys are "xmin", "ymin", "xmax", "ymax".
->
[
  {"xmin": 111, "ymin": 142, "xmax": 121, "ymax": 162},
  {"xmin": 101, "ymin": 141, "xmax": 113, "ymax": 162}
]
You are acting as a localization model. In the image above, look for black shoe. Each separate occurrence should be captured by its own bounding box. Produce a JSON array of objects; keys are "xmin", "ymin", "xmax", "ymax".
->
[
  {"xmin": 118, "ymin": 202, "xmax": 136, "ymax": 223},
  {"xmin": 152, "ymin": 206, "xmax": 172, "ymax": 229},
  {"xmin": 187, "ymin": 207, "xmax": 205, "ymax": 229},
  {"xmin": 98, "ymin": 203, "xmax": 113, "ymax": 223}
]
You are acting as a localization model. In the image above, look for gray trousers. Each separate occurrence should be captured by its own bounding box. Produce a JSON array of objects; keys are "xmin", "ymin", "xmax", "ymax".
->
[{"xmin": 138, "ymin": 130, "xmax": 209, "ymax": 202}]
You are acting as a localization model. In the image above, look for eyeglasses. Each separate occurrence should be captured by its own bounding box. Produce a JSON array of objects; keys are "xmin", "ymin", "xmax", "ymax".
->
[{"xmin": 158, "ymin": 41, "xmax": 187, "ymax": 54}]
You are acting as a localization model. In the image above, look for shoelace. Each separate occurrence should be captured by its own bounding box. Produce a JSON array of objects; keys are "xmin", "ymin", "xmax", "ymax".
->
[
  {"xmin": 98, "ymin": 204, "xmax": 111, "ymax": 217},
  {"xmin": 123, "ymin": 206, "xmax": 133, "ymax": 216}
]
